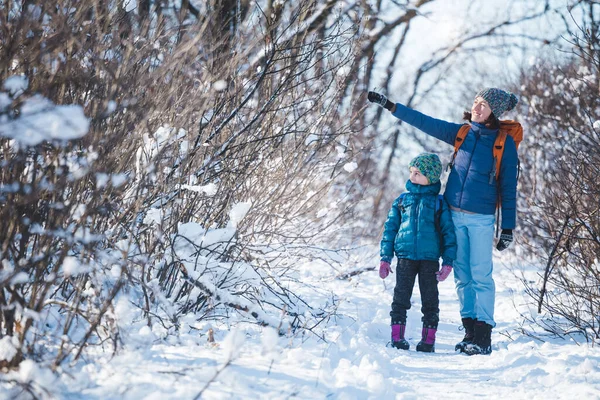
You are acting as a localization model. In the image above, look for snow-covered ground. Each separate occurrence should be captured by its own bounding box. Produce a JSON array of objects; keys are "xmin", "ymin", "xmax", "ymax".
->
[{"xmin": 3, "ymin": 251, "xmax": 598, "ymax": 399}]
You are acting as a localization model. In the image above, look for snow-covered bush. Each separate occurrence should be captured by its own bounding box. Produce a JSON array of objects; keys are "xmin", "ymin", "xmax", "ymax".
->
[
  {"xmin": 516, "ymin": 3, "xmax": 600, "ymax": 343},
  {"xmin": 0, "ymin": 0, "xmax": 366, "ymax": 374},
  {"xmin": 0, "ymin": 75, "xmax": 119, "ymax": 370}
]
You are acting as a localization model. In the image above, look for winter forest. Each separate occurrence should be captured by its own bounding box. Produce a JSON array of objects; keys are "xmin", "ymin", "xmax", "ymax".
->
[{"xmin": 0, "ymin": 0, "xmax": 599, "ymax": 398}]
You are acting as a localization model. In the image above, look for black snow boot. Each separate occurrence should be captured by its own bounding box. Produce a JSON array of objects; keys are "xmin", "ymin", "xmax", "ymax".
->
[
  {"xmin": 464, "ymin": 321, "xmax": 492, "ymax": 356},
  {"xmin": 455, "ymin": 317, "xmax": 476, "ymax": 352}
]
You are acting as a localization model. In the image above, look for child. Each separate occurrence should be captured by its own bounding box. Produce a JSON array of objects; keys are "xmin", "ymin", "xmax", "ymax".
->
[{"xmin": 379, "ymin": 153, "xmax": 457, "ymax": 352}]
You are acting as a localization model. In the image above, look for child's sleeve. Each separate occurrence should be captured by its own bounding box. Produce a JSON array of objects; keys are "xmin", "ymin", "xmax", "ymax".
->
[
  {"xmin": 439, "ymin": 198, "xmax": 457, "ymax": 266},
  {"xmin": 392, "ymin": 103, "xmax": 463, "ymax": 146},
  {"xmin": 380, "ymin": 197, "xmax": 402, "ymax": 263}
]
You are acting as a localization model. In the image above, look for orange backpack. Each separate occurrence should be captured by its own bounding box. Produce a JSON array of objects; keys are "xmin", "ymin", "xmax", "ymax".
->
[{"xmin": 451, "ymin": 120, "xmax": 523, "ymax": 180}]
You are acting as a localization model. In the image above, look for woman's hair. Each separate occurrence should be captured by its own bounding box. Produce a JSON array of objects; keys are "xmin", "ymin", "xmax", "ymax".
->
[{"xmin": 462, "ymin": 111, "xmax": 500, "ymax": 130}]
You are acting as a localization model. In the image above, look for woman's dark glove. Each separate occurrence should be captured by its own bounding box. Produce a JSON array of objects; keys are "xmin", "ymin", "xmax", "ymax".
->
[
  {"xmin": 367, "ymin": 91, "xmax": 395, "ymax": 111},
  {"xmin": 496, "ymin": 229, "xmax": 513, "ymax": 251}
]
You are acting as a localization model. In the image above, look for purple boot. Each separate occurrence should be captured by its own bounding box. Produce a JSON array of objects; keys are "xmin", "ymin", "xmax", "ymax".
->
[
  {"xmin": 391, "ymin": 324, "xmax": 410, "ymax": 350},
  {"xmin": 416, "ymin": 325, "xmax": 436, "ymax": 353}
]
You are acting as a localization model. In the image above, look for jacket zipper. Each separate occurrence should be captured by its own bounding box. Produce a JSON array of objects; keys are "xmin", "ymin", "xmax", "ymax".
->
[
  {"xmin": 414, "ymin": 196, "xmax": 419, "ymax": 254},
  {"xmin": 458, "ymin": 133, "xmax": 479, "ymax": 209}
]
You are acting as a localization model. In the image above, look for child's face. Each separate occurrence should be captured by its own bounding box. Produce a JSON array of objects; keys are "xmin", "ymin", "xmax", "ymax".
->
[{"xmin": 409, "ymin": 167, "xmax": 429, "ymax": 185}]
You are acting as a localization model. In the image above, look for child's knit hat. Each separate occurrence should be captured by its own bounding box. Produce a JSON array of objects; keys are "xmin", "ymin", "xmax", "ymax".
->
[
  {"xmin": 475, "ymin": 88, "xmax": 518, "ymax": 117},
  {"xmin": 409, "ymin": 153, "xmax": 442, "ymax": 184}
]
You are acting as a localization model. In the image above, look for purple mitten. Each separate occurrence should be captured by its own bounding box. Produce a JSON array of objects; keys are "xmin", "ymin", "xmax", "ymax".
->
[
  {"xmin": 379, "ymin": 261, "xmax": 392, "ymax": 279},
  {"xmin": 436, "ymin": 265, "xmax": 453, "ymax": 282}
]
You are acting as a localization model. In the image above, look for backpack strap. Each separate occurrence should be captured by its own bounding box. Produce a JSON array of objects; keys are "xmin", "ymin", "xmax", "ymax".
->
[
  {"xmin": 494, "ymin": 120, "xmax": 523, "ymax": 181},
  {"xmin": 449, "ymin": 124, "xmax": 470, "ymax": 171},
  {"xmin": 492, "ymin": 130, "xmax": 508, "ymax": 181}
]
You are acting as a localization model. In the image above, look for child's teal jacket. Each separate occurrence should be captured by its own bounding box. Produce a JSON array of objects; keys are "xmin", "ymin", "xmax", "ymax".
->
[{"xmin": 380, "ymin": 180, "xmax": 457, "ymax": 265}]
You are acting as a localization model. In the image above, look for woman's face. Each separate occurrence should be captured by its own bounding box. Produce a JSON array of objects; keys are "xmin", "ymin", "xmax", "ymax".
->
[
  {"xmin": 471, "ymin": 96, "xmax": 492, "ymax": 123},
  {"xmin": 409, "ymin": 167, "xmax": 429, "ymax": 185}
]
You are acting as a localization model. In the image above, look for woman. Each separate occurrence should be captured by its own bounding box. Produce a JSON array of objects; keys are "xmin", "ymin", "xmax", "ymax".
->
[{"xmin": 368, "ymin": 88, "xmax": 519, "ymax": 355}]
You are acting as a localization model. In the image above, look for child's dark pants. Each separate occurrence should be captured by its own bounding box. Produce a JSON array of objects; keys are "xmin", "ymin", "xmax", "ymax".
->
[{"xmin": 390, "ymin": 258, "xmax": 440, "ymax": 328}]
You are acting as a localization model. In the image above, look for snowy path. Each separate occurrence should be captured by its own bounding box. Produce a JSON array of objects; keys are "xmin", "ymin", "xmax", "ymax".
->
[{"xmin": 5, "ymin": 257, "xmax": 600, "ymax": 399}]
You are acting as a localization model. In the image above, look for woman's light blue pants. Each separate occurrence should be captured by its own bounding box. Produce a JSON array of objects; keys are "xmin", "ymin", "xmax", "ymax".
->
[{"xmin": 451, "ymin": 210, "xmax": 496, "ymax": 327}]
